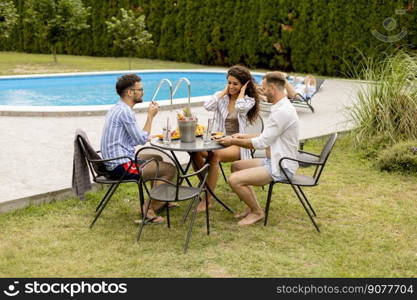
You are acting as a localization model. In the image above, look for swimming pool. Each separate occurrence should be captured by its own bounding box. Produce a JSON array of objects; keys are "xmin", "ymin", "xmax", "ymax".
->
[{"xmin": 0, "ymin": 70, "xmax": 263, "ymax": 107}]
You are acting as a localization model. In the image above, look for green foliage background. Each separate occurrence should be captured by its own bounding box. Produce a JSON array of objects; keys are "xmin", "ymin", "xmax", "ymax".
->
[{"xmin": 2, "ymin": 0, "xmax": 416, "ymax": 76}]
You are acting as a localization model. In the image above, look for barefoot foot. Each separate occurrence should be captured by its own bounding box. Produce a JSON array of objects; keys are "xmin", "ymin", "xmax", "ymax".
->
[
  {"xmin": 237, "ymin": 212, "xmax": 265, "ymax": 226},
  {"xmin": 196, "ymin": 199, "xmax": 214, "ymax": 213},
  {"xmin": 233, "ymin": 208, "xmax": 251, "ymax": 220}
]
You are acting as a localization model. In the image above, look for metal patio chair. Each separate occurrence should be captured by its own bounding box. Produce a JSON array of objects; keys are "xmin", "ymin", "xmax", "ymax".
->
[
  {"xmin": 77, "ymin": 132, "xmax": 157, "ymax": 229},
  {"xmin": 135, "ymin": 146, "xmax": 210, "ymax": 253},
  {"xmin": 289, "ymin": 78, "xmax": 325, "ymax": 113},
  {"xmin": 263, "ymin": 133, "xmax": 338, "ymax": 232}
]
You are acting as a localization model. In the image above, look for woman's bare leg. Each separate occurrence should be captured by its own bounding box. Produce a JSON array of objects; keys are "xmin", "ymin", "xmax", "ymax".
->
[{"xmin": 196, "ymin": 145, "xmax": 241, "ymax": 212}]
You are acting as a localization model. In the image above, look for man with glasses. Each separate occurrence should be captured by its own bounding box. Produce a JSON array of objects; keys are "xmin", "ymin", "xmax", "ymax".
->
[{"xmin": 101, "ymin": 74, "xmax": 176, "ymax": 224}]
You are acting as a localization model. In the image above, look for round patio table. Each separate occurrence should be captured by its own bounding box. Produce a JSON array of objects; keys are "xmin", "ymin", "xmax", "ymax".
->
[{"xmin": 150, "ymin": 137, "xmax": 234, "ymax": 213}]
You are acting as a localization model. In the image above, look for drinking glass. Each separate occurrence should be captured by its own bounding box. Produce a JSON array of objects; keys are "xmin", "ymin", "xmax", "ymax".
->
[
  {"xmin": 163, "ymin": 117, "xmax": 171, "ymax": 144},
  {"xmin": 203, "ymin": 118, "xmax": 214, "ymax": 144}
]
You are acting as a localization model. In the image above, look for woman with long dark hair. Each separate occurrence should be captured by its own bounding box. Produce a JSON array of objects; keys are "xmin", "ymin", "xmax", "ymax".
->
[{"xmin": 193, "ymin": 65, "xmax": 260, "ymax": 212}]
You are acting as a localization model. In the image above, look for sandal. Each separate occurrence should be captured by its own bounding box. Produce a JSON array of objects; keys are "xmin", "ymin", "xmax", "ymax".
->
[{"xmin": 134, "ymin": 215, "xmax": 164, "ymax": 225}]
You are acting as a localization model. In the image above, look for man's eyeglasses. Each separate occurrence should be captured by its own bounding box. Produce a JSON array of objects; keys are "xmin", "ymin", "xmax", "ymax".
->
[{"xmin": 130, "ymin": 88, "xmax": 144, "ymax": 92}]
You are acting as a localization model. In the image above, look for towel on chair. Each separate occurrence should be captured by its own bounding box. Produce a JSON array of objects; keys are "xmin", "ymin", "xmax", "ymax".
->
[{"xmin": 72, "ymin": 129, "xmax": 101, "ymax": 200}]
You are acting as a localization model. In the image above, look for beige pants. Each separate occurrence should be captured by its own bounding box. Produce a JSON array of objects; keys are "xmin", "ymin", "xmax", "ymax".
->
[{"xmin": 138, "ymin": 153, "xmax": 176, "ymax": 182}]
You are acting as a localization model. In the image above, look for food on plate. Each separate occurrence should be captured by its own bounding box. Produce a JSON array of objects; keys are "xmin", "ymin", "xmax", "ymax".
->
[
  {"xmin": 211, "ymin": 131, "xmax": 224, "ymax": 138},
  {"xmin": 195, "ymin": 124, "xmax": 206, "ymax": 136},
  {"xmin": 171, "ymin": 129, "xmax": 181, "ymax": 139},
  {"xmin": 156, "ymin": 130, "xmax": 180, "ymax": 140}
]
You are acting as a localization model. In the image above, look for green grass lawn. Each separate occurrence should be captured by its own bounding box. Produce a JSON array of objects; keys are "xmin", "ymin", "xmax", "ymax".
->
[
  {"xmin": 0, "ymin": 136, "xmax": 416, "ymax": 277},
  {"xmin": 0, "ymin": 51, "xmax": 221, "ymax": 76},
  {"xmin": 0, "ymin": 51, "xmax": 313, "ymax": 77}
]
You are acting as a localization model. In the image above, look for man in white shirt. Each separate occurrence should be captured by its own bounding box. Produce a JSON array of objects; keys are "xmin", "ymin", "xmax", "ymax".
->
[{"xmin": 218, "ymin": 72, "xmax": 299, "ymax": 226}]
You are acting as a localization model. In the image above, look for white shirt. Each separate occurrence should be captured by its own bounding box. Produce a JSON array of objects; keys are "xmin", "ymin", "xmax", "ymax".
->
[
  {"xmin": 251, "ymin": 97, "xmax": 299, "ymax": 177},
  {"xmin": 204, "ymin": 92, "xmax": 255, "ymax": 160}
]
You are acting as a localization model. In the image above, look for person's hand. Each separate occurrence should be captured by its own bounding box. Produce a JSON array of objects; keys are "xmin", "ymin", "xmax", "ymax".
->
[
  {"xmin": 231, "ymin": 133, "xmax": 246, "ymax": 139},
  {"xmin": 218, "ymin": 84, "xmax": 229, "ymax": 98},
  {"xmin": 238, "ymin": 81, "xmax": 249, "ymax": 98},
  {"xmin": 148, "ymin": 102, "xmax": 159, "ymax": 118},
  {"xmin": 218, "ymin": 136, "xmax": 234, "ymax": 147},
  {"xmin": 256, "ymin": 84, "xmax": 265, "ymax": 96}
]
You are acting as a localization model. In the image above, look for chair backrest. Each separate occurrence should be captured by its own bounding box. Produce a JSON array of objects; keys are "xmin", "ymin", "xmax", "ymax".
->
[
  {"xmin": 316, "ymin": 79, "xmax": 325, "ymax": 91},
  {"xmin": 259, "ymin": 101, "xmax": 272, "ymax": 120},
  {"xmin": 246, "ymin": 115, "xmax": 264, "ymax": 135},
  {"xmin": 313, "ymin": 132, "xmax": 338, "ymax": 183},
  {"xmin": 308, "ymin": 79, "xmax": 324, "ymax": 99},
  {"xmin": 77, "ymin": 134, "xmax": 108, "ymax": 180}
]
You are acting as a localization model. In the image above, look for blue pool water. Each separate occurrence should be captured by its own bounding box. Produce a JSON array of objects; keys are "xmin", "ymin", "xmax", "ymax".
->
[{"xmin": 0, "ymin": 71, "xmax": 263, "ymax": 106}]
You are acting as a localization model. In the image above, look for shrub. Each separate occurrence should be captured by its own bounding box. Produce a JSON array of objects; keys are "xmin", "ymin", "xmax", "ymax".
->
[
  {"xmin": 2, "ymin": 1, "xmax": 416, "ymax": 76},
  {"xmin": 376, "ymin": 140, "xmax": 417, "ymax": 173},
  {"xmin": 348, "ymin": 50, "xmax": 417, "ymax": 154}
]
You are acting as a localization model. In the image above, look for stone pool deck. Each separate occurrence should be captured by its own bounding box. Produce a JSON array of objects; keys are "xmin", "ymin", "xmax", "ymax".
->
[{"xmin": 0, "ymin": 78, "xmax": 362, "ymax": 212}]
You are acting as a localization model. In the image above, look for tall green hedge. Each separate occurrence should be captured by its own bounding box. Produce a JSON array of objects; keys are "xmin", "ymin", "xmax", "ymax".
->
[{"xmin": 2, "ymin": 0, "xmax": 416, "ymax": 76}]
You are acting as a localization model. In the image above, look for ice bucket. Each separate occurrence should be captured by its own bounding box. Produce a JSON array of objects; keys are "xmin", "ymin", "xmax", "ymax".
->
[{"xmin": 178, "ymin": 119, "xmax": 197, "ymax": 143}]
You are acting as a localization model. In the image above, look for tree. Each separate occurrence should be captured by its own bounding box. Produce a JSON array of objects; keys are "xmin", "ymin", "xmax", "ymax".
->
[
  {"xmin": 24, "ymin": 0, "xmax": 90, "ymax": 63},
  {"xmin": 106, "ymin": 8, "xmax": 153, "ymax": 69},
  {"xmin": 0, "ymin": 0, "xmax": 19, "ymax": 39}
]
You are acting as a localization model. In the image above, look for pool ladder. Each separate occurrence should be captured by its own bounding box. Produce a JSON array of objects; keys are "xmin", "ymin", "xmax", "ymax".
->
[{"xmin": 151, "ymin": 77, "xmax": 191, "ymax": 106}]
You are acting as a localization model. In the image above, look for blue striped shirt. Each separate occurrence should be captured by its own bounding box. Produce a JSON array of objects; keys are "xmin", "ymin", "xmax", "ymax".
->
[{"xmin": 100, "ymin": 100, "xmax": 149, "ymax": 170}]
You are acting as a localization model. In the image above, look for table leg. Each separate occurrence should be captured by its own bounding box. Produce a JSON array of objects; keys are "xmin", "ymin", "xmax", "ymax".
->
[
  {"xmin": 170, "ymin": 151, "xmax": 193, "ymax": 187},
  {"xmin": 189, "ymin": 152, "xmax": 234, "ymax": 214}
]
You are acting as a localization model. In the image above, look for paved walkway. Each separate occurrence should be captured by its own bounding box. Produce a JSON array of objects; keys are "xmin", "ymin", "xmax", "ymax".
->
[{"xmin": 0, "ymin": 78, "xmax": 361, "ymax": 212}]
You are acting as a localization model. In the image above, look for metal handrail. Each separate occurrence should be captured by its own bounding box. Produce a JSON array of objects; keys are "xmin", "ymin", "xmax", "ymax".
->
[
  {"xmin": 172, "ymin": 77, "xmax": 191, "ymax": 105},
  {"xmin": 151, "ymin": 79, "xmax": 173, "ymax": 105}
]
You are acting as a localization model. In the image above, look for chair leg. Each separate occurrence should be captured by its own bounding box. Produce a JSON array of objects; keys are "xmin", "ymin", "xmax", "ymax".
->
[
  {"xmin": 204, "ymin": 189, "xmax": 210, "ymax": 235},
  {"xmin": 138, "ymin": 183, "xmax": 144, "ymax": 218},
  {"xmin": 90, "ymin": 183, "xmax": 120, "ymax": 229},
  {"xmin": 137, "ymin": 200, "xmax": 151, "ymax": 242},
  {"xmin": 290, "ymin": 184, "xmax": 320, "ymax": 232},
  {"xmin": 219, "ymin": 162, "xmax": 228, "ymax": 183},
  {"xmin": 166, "ymin": 202, "xmax": 171, "ymax": 229},
  {"xmin": 182, "ymin": 197, "xmax": 195, "ymax": 224},
  {"xmin": 264, "ymin": 182, "xmax": 275, "ymax": 226},
  {"xmin": 307, "ymin": 102, "xmax": 314, "ymax": 113},
  {"xmin": 184, "ymin": 196, "xmax": 200, "ymax": 253},
  {"xmin": 297, "ymin": 186, "xmax": 316, "ymax": 217},
  {"xmin": 172, "ymin": 151, "xmax": 193, "ymax": 187},
  {"xmin": 95, "ymin": 183, "xmax": 116, "ymax": 212}
]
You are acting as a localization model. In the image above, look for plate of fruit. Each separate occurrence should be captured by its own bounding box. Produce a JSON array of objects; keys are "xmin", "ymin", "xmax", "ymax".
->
[
  {"xmin": 211, "ymin": 132, "xmax": 225, "ymax": 139},
  {"xmin": 195, "ymin": 124, "xmax": 206, "ymax": 137},
  {"xmin": 155, "ymin": 129, "xmax": 181, "ymax": 140}
]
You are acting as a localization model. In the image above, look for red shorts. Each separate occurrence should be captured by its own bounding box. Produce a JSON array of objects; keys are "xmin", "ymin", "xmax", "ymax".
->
[
  {"xmin": 108, "ymin": 160, "xmax": 146, "ymax": 180},
  {"xmin": 122, "ymin": 161, "xmax": 142, "ymax": 174}
]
